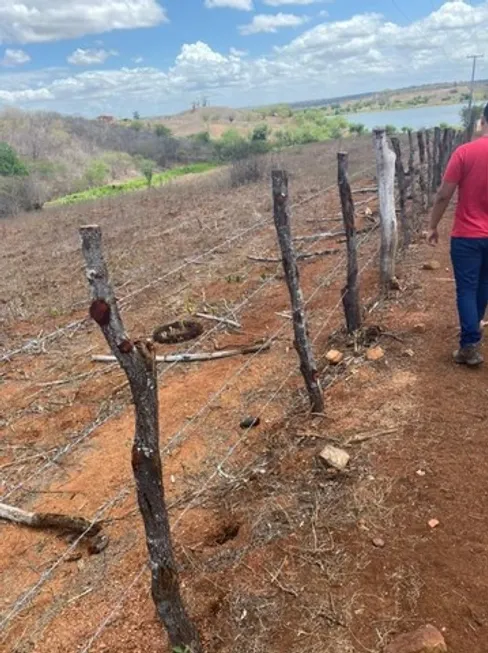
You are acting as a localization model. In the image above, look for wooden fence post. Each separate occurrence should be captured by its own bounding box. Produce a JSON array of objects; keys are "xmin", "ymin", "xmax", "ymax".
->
[
  {"xmin": 390, "ymin": 137, "xmax": 409, "ymax": 248},
  {"xmin": 79, "ymin": 226, "xmax": 202, "ymax": 653},
  {"xmin": 433, "ymin": 126, "xmax": 442, "ymax": 191},
  {"xmin": 417, "ymin": 130, "xmax": 428, "ymax": 211},
  {"xmin": 271, "ymin": 170, "xmax": 324, "ymax": 413},
  {"xmin": 407, "ymin": 130, "xmax": 417, "ymax": 213},
  {"xmin": 337, "ymin": 153, "xmax": 362, "ymax": 333},
  {"xmin": 373, "ymin": 129, "xmax": 398, "ymax": 291},
  {"xmin": 425, "ymin": 129, "xmax": 433, "ymax": 207}
]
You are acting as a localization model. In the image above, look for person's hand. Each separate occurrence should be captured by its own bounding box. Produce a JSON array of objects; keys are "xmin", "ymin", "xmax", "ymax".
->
[{"xmin": 427, "ymin": 228, "xmax": 439, "ymax": 247}]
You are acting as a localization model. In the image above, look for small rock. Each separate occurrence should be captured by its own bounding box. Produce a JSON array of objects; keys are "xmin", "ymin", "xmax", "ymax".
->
[
  {"xmin": 416, "ymin": 469, "xmax": 426, "ymax": 476},
  {"xmin": 428, "ymin": 518, "xmax": 440, "ymax": 529},
  {"xmin": 325, "ymin": 349, "xmax": 344, "ymax": 365},
  {"xmin": 385, "ymin": 624, "xmax": 447, "ymax": 653},
  {"xmin": 413, "ymin": 323, "xmax": 427, "ymax": 334},
  {"xmin": 366, "ymin": 346, "xmax": 385, "ymax": 362},
  {"xmin": 319, "ymin": 444, "xmax": 350, "ymax": 471},
  {"xmin": 372, "ymin": 537, "xmax": 385, "ymax": 548},
  {"xmin": 88, "ymin": 533, "xmax": 109, "ymax": 555},
  {"xmin": 65, "ymin": 551, "xmax": 82, "ymax": 562},
  {"xmin": 422, "ymin": 260, "xmax": 441, "ymax": 271},
  {"xmin": 389, "ymin": 276, "xmax": 401, "ymax": 291},
  {"xmin": 240, "ymin": 416, "xmax": 260, "ymax": 429},
  {"xmin": 403, "ymin": 349, "xmax": 415, "ymax": 358},
  {"xmin": 364, "ymin": 206, "xmax": 373, "ymax": 217}
]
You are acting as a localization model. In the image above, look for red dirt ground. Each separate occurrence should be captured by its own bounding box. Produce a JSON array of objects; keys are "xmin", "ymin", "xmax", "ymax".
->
[{"xmin": 1, "ymin": 141, "xmax": 487, "ymax": 653}]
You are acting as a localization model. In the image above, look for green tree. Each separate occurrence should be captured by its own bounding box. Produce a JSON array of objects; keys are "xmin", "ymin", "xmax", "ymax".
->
[
  {"xmin": 460, "ymin": 104, "xmax": 483, "ymax": 129},
  {"xmin": 349, "ymin": 123, "xmax": 366, "ymax": 135},
  {"xmin": 385, "ymin": 124, "xmax": 397, "ymax": 135},
  {"xmin": 0, "ymin": 142, "xmax": 28, "ymax": 177},
  {"xmin": 139, "ymin": 159, "xmax": 154, "ymax": 187},
  {"xmin": 133, "ymin": 110, "xmax": 141, "ymax": 120},
  {"xmin": 155, "ymin": 124, "xmax": 172, "ymax": 137}
]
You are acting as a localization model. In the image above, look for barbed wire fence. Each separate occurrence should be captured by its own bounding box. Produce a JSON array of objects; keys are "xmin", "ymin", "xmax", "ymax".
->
[{"xmin": 0, "ymin": 126, "xmax": 459, "ymax": 651}]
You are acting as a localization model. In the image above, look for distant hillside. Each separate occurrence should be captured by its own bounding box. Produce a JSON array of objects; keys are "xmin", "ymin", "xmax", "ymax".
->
[{"xmin": 0, "ymin": 108, "xmax": 213, "ymax": 216}]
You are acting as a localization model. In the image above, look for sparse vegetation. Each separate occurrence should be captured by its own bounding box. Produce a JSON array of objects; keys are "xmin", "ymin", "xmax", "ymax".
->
[{"xmin": 48, "ymin": 162, "xmax": 217, "ymax": 205}]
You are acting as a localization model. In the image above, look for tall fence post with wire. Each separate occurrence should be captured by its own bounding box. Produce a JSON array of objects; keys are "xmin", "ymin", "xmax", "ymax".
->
[
  {"xmin": 271, "ymin": 169, "xmax": 324, "ymax": 414},
  {"xmin": 373, "ymin": 129, "xmax": 398, "ymax": 292},
  {"xmin": 433, "ymin": 126, "xmax": 442, "ymax": 192},
  {"xmin": 79, "ymin": 225, "xmax": 202, "ymax": 653},
  {"xmin": 407, "ymin": 129, "xmax": 417, "ymax": 218},
  {"xmin": 425, "ymin": 129, "xmax": 433, "ymax": 208},
  {"xmin": 390, "ymin": 136, "xmax": 410, "ymax": 249},
  {"xmin": 337, "ymin": 152, "xmax": 362, "ymax": 334},
  {"xmin": 417, "ymin": 129, "xmax": 428, "ymax": 213}
]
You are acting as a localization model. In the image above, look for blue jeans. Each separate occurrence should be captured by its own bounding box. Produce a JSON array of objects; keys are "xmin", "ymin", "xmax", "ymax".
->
[{"xmin": 451, "ymin": 237, "xmax": 488, "ymax": 348}]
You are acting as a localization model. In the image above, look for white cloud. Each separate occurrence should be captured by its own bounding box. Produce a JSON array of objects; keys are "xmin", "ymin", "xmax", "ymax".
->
[
  {"xmin": 264, "ymin": 0, "xmax": 326, "ymax": 5},
  {"xmin": 1, "ymin": 1, "xmax": 487, "ymax": 116},
  {"xmin": 0, "ymin": 1, "xmax": 167, "ymax": 44},
  {"xmin": 132, "ymin": 56, "xmax": 144, "ymax": 64},
  {"xmin": 68, "ymin": 48, "xmax": 118, "ymax": 66},
  {"xmin": 230, "ymin": 47, "xmax": 248, "ymax": 57},
  {"xmin": 240, "ymin": 13, "xmax": 309, "ymax": 34},
  {"xmin": 204, "ymin": 0, "xmax": 253, "ymax": 10},
  {"xmin": 1, "ymin": 49, "xmax": 31, "ymax": 67}
]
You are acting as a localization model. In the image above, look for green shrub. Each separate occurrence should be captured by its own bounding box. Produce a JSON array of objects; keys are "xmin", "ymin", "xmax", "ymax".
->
[
  {"xmin": 460, "ymin": 104, "xmax": 483, "ymax": 129},
  {"xmin": 251, "ymin": 123, "xmax": 269, "ymax": 142},
  {"xmin": 83, "ymin": 159, "xmax": 110, "ymax": 187},
  {"xmin": 0, "ymin": 142, "xmax": 28, "ymax": 177},
  {"xmin": 139, "ymin": 158, "xmax": 154, "ymax": 187},
  {"xmin": 155, "ymin": 124, "xmax": 172, "ymax": 137}
]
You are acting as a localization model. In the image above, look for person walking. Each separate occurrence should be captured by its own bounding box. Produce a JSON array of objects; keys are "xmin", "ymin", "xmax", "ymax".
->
[{"xmin": 428, "ymin": 103, "xmax": 488, "ymax": 366}]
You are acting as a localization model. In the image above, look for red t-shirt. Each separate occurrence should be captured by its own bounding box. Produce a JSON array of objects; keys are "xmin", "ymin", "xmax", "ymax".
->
[{"xmin": 444, "ymin": 137, "xmax": 488, "ymax": 238}]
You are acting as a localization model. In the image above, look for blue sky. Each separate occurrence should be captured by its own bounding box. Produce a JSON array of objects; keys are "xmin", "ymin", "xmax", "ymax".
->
[{"xmin": 0, "ymin": 1, "xmax": 487, "ymax": 117}]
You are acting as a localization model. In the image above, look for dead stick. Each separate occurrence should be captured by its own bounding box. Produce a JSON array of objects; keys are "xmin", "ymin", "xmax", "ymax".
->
[
  {"xmin": 0, "ymin": 501, "xmax": 102, "ymax": 536},
  {"xmin": 194, "ymin": 312, "xmax": 241, "ymax": 329},
  {"xmin": 92, "ymin": 342, "xmax": 271, "ymax": 364}
]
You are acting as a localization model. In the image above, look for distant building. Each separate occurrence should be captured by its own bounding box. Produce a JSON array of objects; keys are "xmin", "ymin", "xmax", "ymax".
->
[{"xmin": 97, "ymin": 115, "xmax": 115, "ymax": 123}]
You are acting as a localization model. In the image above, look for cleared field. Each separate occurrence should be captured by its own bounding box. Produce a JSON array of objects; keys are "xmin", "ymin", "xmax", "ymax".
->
[{"xmin": 2, "ymin": 136, "xmax": 486, "ymax": 653}]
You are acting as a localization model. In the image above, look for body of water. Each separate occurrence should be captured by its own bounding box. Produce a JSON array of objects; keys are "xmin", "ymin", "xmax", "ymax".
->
[{"xmin": 345, "ymin": 103, "xmax": 464, "ymax": 130}]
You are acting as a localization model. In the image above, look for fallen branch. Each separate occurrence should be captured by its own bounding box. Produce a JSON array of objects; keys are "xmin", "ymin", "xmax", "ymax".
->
[
  {"xmin": 345, "ymin": 427, "xmax": 399, "ymax": 445},
  {"xmin": 194, "ymin": 312, "xmax": 241, "ymax": 329},
  {"xmin": 92, "ymin": 341, "xmax": 271, "ymax": 364},
  {"xmin": 294, "ymin": 230, "xmax": 342, "ymax": 243},
  {"xmin": 247, "ymin": 248, "xmax": 339, "ymax": 263},
  {"xmin": 0, "ymin": 501, "xmax": 101, "ymax": 536},
  {"xmin": 352, "ymin": 186, "xmax": 378, "ymax": 194}
]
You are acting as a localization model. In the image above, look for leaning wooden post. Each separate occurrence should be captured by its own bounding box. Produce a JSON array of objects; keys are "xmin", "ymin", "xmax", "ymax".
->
[
  {"xmin": 79, "ymin": 226, "xmax": 202, "ymax": 653},
  {"xmin": 373, "ymin": 129, "xmax": 398, "ymax": 292},
  {"xmin": 337, "ymin": 153, "xmax": 362, "ymax": 334},
  {"xmin": 425, "ymin": 129, "xmax": 433, "ymax": 207},
  {"xmin": 417, "ymin": 130, "xmax": 428, "ymax": 212},
  {"xmin": 271, "ymin": 170, "xmax": 324, "ymax": 413},
  {"xmin": 390, "ymin": 137, "xmax": 409, "ymax": 248}
]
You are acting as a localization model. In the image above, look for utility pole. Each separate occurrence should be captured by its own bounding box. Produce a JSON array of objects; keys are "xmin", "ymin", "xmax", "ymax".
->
[
  {"xmin": 467, "ymin": 54, "xmax": 483, "ymax": 114},
  {"xmin": 466, "ymin": 54, "xmax": 484, "ymax": 141}
]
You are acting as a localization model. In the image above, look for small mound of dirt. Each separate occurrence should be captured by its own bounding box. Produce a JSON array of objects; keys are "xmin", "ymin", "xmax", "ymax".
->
[{"xmin": 153, "ymin": 320, "xmax": 204, "ymax": 344}]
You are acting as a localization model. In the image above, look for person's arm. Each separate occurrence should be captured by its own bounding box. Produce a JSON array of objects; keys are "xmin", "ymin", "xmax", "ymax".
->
[
  {"xmin": 427, "ymin": 149, "xmax": 462, "ymax": 246},
  {"xmin": 428, "ymin": 181, "xmax": 457, "ymax": 245}
]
